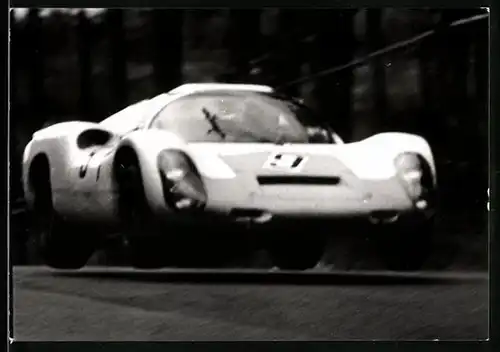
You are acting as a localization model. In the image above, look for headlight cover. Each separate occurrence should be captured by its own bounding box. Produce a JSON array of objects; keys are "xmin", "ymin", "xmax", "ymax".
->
[
  {"xmin": 394, "ymin": 152, "xmax": 434, "ymax": 209},
  {"xmin": 157, "ymin": 149, "xmax": 207, "ymax": 212}
]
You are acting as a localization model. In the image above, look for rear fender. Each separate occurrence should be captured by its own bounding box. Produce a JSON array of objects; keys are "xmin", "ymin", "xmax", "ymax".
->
[{"xmin": 22, "ymin": 138, "xmax": 72, "ymax": 211}]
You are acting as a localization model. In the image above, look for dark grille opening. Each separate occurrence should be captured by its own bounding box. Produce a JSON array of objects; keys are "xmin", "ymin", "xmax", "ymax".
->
[
  {"xmin": 257, "ymin": 176, "xmax": 341, "ymax": 185},
  {"xmin": 229, "ymin": 209, "xmax": 265, "ymax": 218}
]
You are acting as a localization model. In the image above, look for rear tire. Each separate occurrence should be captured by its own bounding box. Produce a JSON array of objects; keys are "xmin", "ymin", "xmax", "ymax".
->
[
  {"xmin": 30, "ymin": 157, "xmax": 97, "ymax": 269},
  {"xmin": 35, "ymin": 214, "xmax": 97, "ymax": 269}
]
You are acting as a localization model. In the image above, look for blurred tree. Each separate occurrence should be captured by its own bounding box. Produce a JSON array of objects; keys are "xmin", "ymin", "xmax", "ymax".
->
[
  {"xmin": 270, "ymin": 9, "xmax": 304, "ymax": 96},
  {"xmin": 106, "ymin": 9, "xmax": 128, "ymax": 112},
  {"xmin": 150, "ymin": 10, "xmax": 184, "ymax": 93},
  {"xmin": 225, "ymin": 10, "xmax": 263, "ymax": 82},
  {"xmin": 417, "ymin": 10, "xmax": 487, "ymax": 211},
  {"xmin": 77, "ymin": 11, "xmax": 93, "ymax": 119},
  {"xmin": 185, "ymin": 10, "xmax": 211, "ymax": 51},
  {"xmin": 10, "ymin": 11, "xmax": 26, "ymax": 265},
  {"xmin": 309, "ymin": 10, "xmax": 356, "ymax": 140},
  {"xmin": 26, "ymin": 9, "xmax": 45, "ymax": 125},
  {"xmin": 10, "ymin": 11, "xmax": 23, "ymax": 201},
  {"xmin": 438, "ymin": 11, "xmax": 476, "ymax": 198},
  {"xmin": 416, "ymin": 11, "xmax": 443, "ymax": 146},
  {"xmin": 10, "ymin": 10, "xmax": 18, "ymax": 110},
  {"xmin": 417, "ymin": 35, "xmax": 434, "ymax": 114},
  {"xmin": 366, "ymin": 9, "xmax": 387, "ymax": 131},
  {"xmin": 441, "ymin": 11, "xmax": 470, "ymax": 115}
]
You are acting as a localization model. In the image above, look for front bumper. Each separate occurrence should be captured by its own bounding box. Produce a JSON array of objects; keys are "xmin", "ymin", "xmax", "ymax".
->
[{"xmin": 159, "ymin": 206, "xmax": 433, "ymax": 238}]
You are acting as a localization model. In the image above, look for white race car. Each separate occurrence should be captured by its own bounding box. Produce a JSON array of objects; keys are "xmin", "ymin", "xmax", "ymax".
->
[{"xmin": 22, "ymin": 83, "xmax": 437, "ymax": 271}]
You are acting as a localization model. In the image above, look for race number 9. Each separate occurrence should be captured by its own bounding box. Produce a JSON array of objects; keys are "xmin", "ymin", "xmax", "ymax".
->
[{"xmin": 263, "ymin": 153, "xmax": 307, "ymax": 171}]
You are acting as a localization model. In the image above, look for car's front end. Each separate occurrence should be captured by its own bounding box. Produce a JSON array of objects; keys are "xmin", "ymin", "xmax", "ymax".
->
[
  {"xmin": 156, "ymin": 143, "xmax": 435, "ymax": 224},
  {"xmin": 143, "ymin": 88, "xmax": 437, "ymax": 270}
]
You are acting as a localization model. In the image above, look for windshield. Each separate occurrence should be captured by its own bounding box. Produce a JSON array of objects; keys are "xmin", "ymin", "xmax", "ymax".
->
[{"xmin": 149, "ymin": 92, "xmax": 335, "ymax": 144}]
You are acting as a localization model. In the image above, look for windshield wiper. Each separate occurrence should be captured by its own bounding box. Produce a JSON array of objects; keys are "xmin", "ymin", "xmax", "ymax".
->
[
  {"xmin": 201, "ymin": 107, "xmax": 289, "ymax": 144},
  {"xmin": 202, "ymin": 107, "xmax": 226, "ymax": 139}
]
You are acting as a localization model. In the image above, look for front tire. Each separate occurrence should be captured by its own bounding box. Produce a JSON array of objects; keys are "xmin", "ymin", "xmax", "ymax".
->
[
  {"xmin": 376, "ymin": 217, "xmax": 434, "ymax": 271},
  {"xmin": 115, "ymin": 150, "xmax": 168, "ymax": 269}
]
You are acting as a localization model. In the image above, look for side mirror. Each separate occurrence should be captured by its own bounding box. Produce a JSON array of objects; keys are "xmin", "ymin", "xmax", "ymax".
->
[
  {"xmin": 307, "ymin": 127, "xmax": 329, "ymax": 143},
  {"xmin": 306, "ymin": 127, "xmax": 344, "ymax": 144}
]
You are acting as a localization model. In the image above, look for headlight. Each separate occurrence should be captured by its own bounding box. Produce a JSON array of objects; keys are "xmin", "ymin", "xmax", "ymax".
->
[
  {"xmin": 394, "ymin": 152, "xmax": 434, "ymax": 209},
  {"xmin": 157, "ymin": 150, "xmax": 207, "ymax": 212}
]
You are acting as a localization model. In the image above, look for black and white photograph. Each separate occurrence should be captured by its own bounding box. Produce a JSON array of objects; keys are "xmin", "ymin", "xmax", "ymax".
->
[{"xmin": 9, "ymin": 7, "xmax": 489, "ymax": 341}]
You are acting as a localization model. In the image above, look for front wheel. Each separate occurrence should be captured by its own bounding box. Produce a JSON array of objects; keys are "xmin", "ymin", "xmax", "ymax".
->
[
  {"xmin": 115, "ymin": 152, "xmax": 170, "ymax": 269},
  {"xmin": 376, "ymin": 217, "xmax": 434, "ymax": 271}
]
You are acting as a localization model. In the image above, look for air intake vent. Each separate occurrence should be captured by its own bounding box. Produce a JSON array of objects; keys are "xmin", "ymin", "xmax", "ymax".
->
[{"xmin": 257, "ymin": 176, "xmax": 341, "ymax": 185}]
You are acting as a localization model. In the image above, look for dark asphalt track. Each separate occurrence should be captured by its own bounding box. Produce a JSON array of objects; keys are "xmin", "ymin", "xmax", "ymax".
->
[{"xmin": 12, "ymin": 266, "xmax": 488, "ymax": 341}]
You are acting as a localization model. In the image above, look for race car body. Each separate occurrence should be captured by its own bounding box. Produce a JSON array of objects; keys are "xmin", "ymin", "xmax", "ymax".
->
[{"xmin": 22, "ymin": 83, "xmax": 437, "ymax": 271}]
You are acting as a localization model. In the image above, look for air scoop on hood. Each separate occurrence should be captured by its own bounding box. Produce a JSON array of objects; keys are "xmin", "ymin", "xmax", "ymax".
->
[{"xmin": 256, "ymin": 175, "xmax": 341, "ymax": 185}]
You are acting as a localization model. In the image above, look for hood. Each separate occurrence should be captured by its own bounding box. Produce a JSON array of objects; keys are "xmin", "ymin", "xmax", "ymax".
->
[{"xmin": 187, "ymin": 141, "xmax": 401, "ymax": 181}]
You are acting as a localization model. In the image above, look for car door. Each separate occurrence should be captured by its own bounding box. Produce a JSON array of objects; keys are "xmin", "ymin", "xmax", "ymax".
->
[{"xmin": 71, "ymin": 133, "xmax": 123, "ymax": 224}]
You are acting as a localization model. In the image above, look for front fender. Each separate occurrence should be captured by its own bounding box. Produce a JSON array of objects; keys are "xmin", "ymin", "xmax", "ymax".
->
[
  {"xmin": 118, "ymin": 130, "xmax": 188, "ymax": 214},
  {"xmin": 363, "ymin": 132, "xmax": 437, "ymax": 186},
  {"xmin": 340, "ymin": 132, "xmax": 436, "ymax": 186}
]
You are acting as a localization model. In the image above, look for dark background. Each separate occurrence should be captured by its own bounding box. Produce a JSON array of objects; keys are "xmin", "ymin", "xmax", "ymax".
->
[{"xmin": 9, "ymin": 8, "xmax": 489, "ymax": 269}]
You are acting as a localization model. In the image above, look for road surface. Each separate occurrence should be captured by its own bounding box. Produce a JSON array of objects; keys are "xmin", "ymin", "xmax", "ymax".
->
[{"xmin": 12, "ymin": 266, "xmax": 488, "ymax": 341}]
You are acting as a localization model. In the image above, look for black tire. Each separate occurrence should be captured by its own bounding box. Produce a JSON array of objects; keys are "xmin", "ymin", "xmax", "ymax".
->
[
  {"xmin": 35, "ymin": 213, "xmax": 97, "ymax": 269},
  {"xmin": 376, "ymin": 218, "xmax": 434, "ymax": 272},
  {"xmin": 267, "ymin": 233, "xmax": 326, "ymax": 271},
  {"xmin": 115, "ymin": 150, "xmax": 168, "ymax": 269},
  {"xmin": 30, "ymin": 159, "xmax": 97, "ymax": 269}
]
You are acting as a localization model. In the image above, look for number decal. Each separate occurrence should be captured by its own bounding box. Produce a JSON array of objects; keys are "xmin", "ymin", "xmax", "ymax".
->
[
  {"xmin": 79, "ymin": 164, "xmax": 89, "ymax": 178},
  {"xmin": 79, "ymin": 151, "xmax": 96, "ymax": 178},
  {"xmin": 263, "ymin": 153, "xmax": 307, "ymax": 171},
  {"xmin": 96, "ymin": 165, "xmax": 101, "ymax": 181}
]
